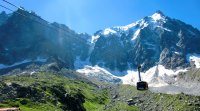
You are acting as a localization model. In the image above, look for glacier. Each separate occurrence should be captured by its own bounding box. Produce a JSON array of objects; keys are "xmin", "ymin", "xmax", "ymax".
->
[{"xmin": 0, "ymin": 57, "xmax": 47, "ymax": 70}]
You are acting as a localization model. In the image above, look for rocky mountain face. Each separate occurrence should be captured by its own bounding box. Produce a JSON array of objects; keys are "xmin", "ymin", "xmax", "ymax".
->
[
  {"xmin": 90, "ymin": 11, "xmax": 200, "ymax": 72},
  {"xmin": 0, "ymin": 10, "xmax": 200, "ymax": 74},
  {"xmin": 0, "ymin": 11, "xmax": 9, "ymax": 25},
  {"xmin": 0, "ymin": 9, "xmax": 90, "ymax": 69}
]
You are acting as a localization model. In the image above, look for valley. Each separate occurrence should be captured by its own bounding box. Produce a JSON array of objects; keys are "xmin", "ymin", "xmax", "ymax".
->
[
  {"xmin": 0, "ymin": 64, "xmax": 200, "ymax": 111},
  {"xmin": 0, "ymin": 6, "xmax": 200, "ymax": 111}
]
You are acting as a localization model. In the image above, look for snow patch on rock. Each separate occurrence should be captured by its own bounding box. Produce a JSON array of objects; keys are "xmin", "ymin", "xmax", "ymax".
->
[
  {"xmin": 76, "ymin": 65, "xmax": 122, "ymax": 84},
  {"xmin": 120, "ymin": 65, "xmax": 187, "ymax": 86},
  {"xmin": 187, "ymin": 53, "xmax": 200, "ymax": 68},
  {"xmin": 91, "ymin": 35, "xmax": 100, "ymax": 43},
  {"xmin": 151, "ymin": 12, "xmax": 165, "ymax": 21},
  {"xmin": 103, "ymin": 28, "xmax": 117, "ymax": 35},
  {"xmin": 132, "ymin": 29, "xmax": 140, "ymax": 41},
  {"xmin": 35, "ymin": 57, "xmax": 47, "ymax": 62},
  {"xmin": 0, "ymin": 57, "xmax": 47, "ymax": 69},
  {"xmin": 0, "ymin": 60, "xmax": 31, "ymax": 69}
]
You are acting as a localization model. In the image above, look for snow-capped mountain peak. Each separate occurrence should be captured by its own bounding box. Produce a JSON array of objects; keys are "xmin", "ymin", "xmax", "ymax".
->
[
  {"xmin": 93, "ymin": 11, "xmax": 168, "ymax": 39},
  {"xmin": 151, "ymin": 10, "xmax": 166, "ymax": 21},
  {"xmin": 115, "ymin": 21, "xmax": 139, "ymax": 31},
  {"xmin": 90, "ymin": 10, "xmax": 200, "ymax": 73},
  {"xmin": 103, "ymin": 28, "xmax": 117, "ymax": 35}
]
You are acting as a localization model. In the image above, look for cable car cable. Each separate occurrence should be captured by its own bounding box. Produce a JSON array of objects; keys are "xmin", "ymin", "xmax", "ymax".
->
[
  {"xmin": 1, "ymin": 0, "xmax": 81, "ymax": 37},
  {"xmin": 2, "ymin": 0, "xmax": 24, "ymax": 10},
  {"xmin": 0, "ymin": 3, "xmax": 86, "ymax": 46}
]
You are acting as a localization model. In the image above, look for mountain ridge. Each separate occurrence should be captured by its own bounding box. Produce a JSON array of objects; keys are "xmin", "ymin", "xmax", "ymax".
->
[
  {"xmin": 0, "ymin": 10, "xmax": 200, "ymax": 74},
  {"xmin": 89, "ymin": 11, "xmax": 200, "ymax": 72},
  {"xmin": 0, "ymin": 9, "xmax": 200, "ymax": 111}
]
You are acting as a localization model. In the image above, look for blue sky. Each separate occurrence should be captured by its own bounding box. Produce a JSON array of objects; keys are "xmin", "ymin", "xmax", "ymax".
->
[{"xmin": 0, "ymin": 0, "xmax": 200, "ymax": 34}]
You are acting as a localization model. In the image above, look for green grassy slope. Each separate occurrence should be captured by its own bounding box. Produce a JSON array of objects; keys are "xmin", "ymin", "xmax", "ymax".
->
[
  {"xmin": 103, "ymin": 84, "xmax": 200, "ymax": 111},
  {"xmin": 0, "ymin": 72, "xmax": 110, "ymax": 111},
  {"xmin": 0, "ymin": 70, "xmax": 200, "ymax": 111}
]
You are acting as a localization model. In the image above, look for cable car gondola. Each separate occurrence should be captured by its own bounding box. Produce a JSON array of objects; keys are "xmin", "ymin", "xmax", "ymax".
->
[{"xmin": 136, "ymin": 64, "xmax": 148, "ymax": 90}]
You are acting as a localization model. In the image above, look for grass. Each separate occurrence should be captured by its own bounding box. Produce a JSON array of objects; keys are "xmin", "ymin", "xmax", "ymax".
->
[
  {"xmin": 106, "ymin": 102, "xmax": 139, "ymax": 111},
  {"xmin": 0, "ymin": 72, "xmax": 111, "ymax": 111},
  {"xmin": 102, "ymin": 84, "xmax": 200, "ymax": 111},
  {"xmin": 0, "ymin": 99, "xmax": 62, "ymax": 111},
  {"xmin": 1, "ymin": 71, "xmax": 200, "ymax": 111}
]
